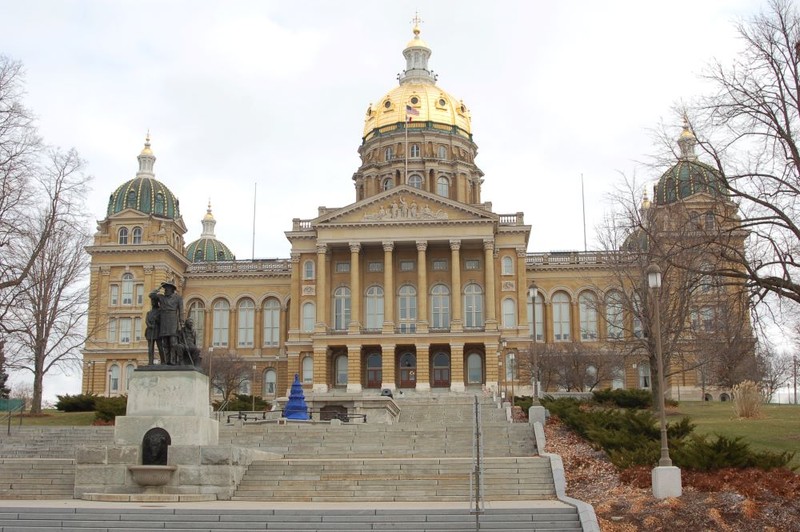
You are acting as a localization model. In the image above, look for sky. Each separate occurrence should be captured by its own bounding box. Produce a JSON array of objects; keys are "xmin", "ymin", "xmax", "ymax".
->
[{"xmin": 1, "ymin": 0, "xmax": 770, "ymax": 402}]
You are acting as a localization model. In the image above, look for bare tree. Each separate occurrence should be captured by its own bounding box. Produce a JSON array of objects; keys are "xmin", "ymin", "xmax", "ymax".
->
[
  {"xmin": 203, "ymin": 351, "xmax": 251, "ymax": 402},
  {"xmin": 685, "ymin": 0, "xmax": 800, "ymax": 305},
  {"xmin": 4, "ymin": 148, "xmax": 90, "ymax": 414}
]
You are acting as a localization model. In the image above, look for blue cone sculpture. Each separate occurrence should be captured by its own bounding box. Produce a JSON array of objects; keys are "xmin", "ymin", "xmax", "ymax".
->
[{"xmin": 284, "ymin": 373, "xmax": 309, "ymax": 420}]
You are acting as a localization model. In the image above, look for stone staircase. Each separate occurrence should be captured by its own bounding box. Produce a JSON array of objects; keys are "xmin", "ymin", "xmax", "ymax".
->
[
  {"xmin": 0, "ymin": 427, "xmax": 114, "ymax": 458},
  {"xmin": 0, "ymin": 459, "xmax": 75, "ymax": 499}
]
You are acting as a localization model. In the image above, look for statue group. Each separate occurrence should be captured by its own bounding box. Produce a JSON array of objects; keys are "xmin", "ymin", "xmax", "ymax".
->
[{"xmin": 145, "ymin": 281, "xmax": 201, "ymax": 367}]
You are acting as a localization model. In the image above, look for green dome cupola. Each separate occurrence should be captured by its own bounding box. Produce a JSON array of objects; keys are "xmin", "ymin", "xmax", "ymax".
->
[
  {"xmin": 185, "ymin": 202, "xmax": 235, "ymax": 262},
  {"xmin": 106, "ymin": 134, "xmax": 181, "ymax": 219}
]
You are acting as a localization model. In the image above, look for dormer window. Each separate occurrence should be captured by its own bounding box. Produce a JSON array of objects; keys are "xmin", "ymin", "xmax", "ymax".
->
[
  {"xmin": 118, "ymin": 227, "xmax": 128, "ymax": 245},
  {"xmin": 195, "ymin": 249, "xmax": 204, "ymax": 261},
  {"xmin": 132, "ymin": 227, "xmax": 142, "ymax": 244},
  {"xmin": 126, "ymin": 190, "xmax": 137, "ymax": 208},
  {"xmin": 155, "ymin": 193, "xmax": 165, "ymax": 215}
]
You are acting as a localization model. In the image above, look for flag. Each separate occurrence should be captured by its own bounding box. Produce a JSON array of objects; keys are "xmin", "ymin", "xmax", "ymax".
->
[{"xmin": 406, "ymin": 104, "xmax": 419, "ymax": 121}]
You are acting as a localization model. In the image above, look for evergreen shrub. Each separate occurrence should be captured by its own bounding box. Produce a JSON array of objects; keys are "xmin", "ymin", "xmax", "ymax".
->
[
  {"xmin": 592, "ymin": 388, "xmax": 652, "ymax": 409},
  {"xmin": 94, "ymin": 396, "xmax": 127, "ymax": 422},
  {"xmin": 55, "ymin": 393, "xmax": 97, "ymax": 412}
]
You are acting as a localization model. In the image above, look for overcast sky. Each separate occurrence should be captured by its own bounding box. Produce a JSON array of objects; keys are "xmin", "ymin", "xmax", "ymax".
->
[{"xmin": 1, "ymin": 0, "xmax": 765, "ymax": 400}]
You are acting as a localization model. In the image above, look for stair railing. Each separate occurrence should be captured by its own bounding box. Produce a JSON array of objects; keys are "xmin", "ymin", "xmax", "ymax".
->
[
  {"xmin": 1, "ymin": 404, "xmax": 24, "ymax": 436},
  {"xmin": 469, "ymin": 395, "xmax": 485, "ymax": 528}
]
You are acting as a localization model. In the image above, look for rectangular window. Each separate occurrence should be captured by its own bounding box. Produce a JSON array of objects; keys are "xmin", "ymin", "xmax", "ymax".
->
[
  {"xmin": 432, "ymin": 259, "xmax": 448, "ymax": 271},
  {"xmin": 108, "ymin": 319, "xmax": 117, "ymax": 343},
  {"xmin": 399, "ymin": 260, "xmax": 415, "ymax": 272},
  {"xmin": 135, "ymin": 285, "xmax": 144, "ymax": 306},
  {"xmin": 335, "ymin": 262, "xmax": 350, "ymax": 273},
  {"xmin": 368, "ymin": 261, "xmax": 384, "ymax": 273},
  {"xmin": 119, "ymin": 318, "xmax": 132, "ymax": 344},
  {"xmin": 465, "ymin": 259, "xmax": 481, "ymax": 270},
  {"xmin": 110, "ymin": 285, "xmax": 119, "ymax": 306},
  {"xmin": 133, "ymin": 317, "xmax": 142, "ymax": 342}
]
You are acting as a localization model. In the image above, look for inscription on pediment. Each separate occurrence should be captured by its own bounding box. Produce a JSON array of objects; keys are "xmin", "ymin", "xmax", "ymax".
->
[{"xmin": 363, "ymin": 196, "xmax": 449, "ymax": 221}]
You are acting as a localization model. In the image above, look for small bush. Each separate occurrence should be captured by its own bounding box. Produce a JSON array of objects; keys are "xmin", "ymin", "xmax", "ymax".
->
[
  {"xmin": 733, "ymin": 380, "xmax": 761, "ymax": 419},
  {"xmin": 672, "ymin": 434, "xmax": 795, "ymax": 471},
  {"xmin": 514, "ymin": 395, "xmax": 533, "ymax": 416},
  {"xmin": 592, "ymin": 388, "xmax": 652, "ymax": 409},
  {"xmin": 55, "ymin": 393, "xmax": 97, "ymax": 412},
  {"xmin": 94, "ymin": 396, "xmax": 127, "ymax": 423},
  {"xmin": 216, "ymin": 394, "xmax": 270, "ymax": 412}
]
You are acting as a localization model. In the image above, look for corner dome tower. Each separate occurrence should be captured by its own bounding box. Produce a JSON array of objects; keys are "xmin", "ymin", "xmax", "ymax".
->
[
  {"xmin": 653, "ymin": 119, "xmax": 726, "ymax": 205},
  {"xmin": 106, "ymin": 134, "xmax": 181, "ymax": 219},
  {"xmin": 185, "ymin": 202, "xmax": 235, "ymax": 262}
]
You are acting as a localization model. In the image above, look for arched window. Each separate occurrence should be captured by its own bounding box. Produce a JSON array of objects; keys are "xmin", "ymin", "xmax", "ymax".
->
[
  {"xmin": 303, "ymin": 260, "xmax": 315, "ymax": 280},
  {"xmin": 365, "ymin": 286, "xmax": 384, "ymax": 330},
  {"xmin": 132, "ymin": 226, "xmax": 143, "ymax": 244},
  {"xmin": 194, "ymin": 248, "xmax": 204, "ymax": 261},
  {"xmin": 239, "ymin": 377, "xmax": 251, "ymax": 395},
  {"xmin": 437, "ymin": 145, "xmax": 447, "ymax": 159},
  {"xmin": 501, "ymin": 256, "xmax": 513, "ymax": 275},
  {"xmin": 126, "ymin": 190, "xmax": 137, "ymax": 208},
  {"xmin": 237, "ymin": 299, "xmax": 255, "ymax": 347},
  {"xmin": 118, "ymin": 227, "xmax": 129, "ymax": 245},
  {"xmin": 432, "ymin": 352, "xmax": 450, "ymax": 387},
  {"xmin": 410, "ymin": 144, "xmax": 420, "ymax": 158},
  {"xmin": 605, "ymin": 290, "xmax": 624, "ymax": 340},
  {"xmin": 109, "ymin": 364, "xmax": 120, "ymax": 394},
  {"xmin": 333, "ymin": 287, "xmax": 351, "ymax": 331},
  {"xmin": 437, "ymin": 176, "xmax": 449, "ymax": 197},
  {"xmin": 366, "ymin": 353, "xmax": 382, "ymax": 388},
  {"xmin": 385, "ymin": 147, "xmax": 393, "ymax": 161},
  {"xmin": 302, "ymin": 302, "xmax": 315, "ymax": 333},
  {"xmin": 302, "ymin": 356, "xmax": 313, "ymax": 383},
  {"xmin": 705, "ymin": 211, "xmax": 715, "ymax": 230},
  {"xmin": 383, "ymin": 177, "xmax": 394, "ymax": 191},
  {"xmin": 334, "ymin": 355, "xmax": 348, "ymax": 386},
  {"xmin": 155, "ymin": 193, "xmax": 165, "ymax": 214},
  {"xmin": 632, "ymin": 292, "xmax": 644, "ymax": 338},
  {"xmin": 464, "ymin": 283, "xmax": 484, "ymax": 328},
  {"xmin": 408, "ymin": 174, "xmax": 423, "ymax": 189},
  {"xmin": 125, "ymin": 363, "xmax": 136, "ymax": 392},
  {"xmin": 262, "ymin": 298, "xmax": 280, "ymax": 346},
  {"xmin": 263, "ymin": 369, "xmax": 277, "ymax": 396},
  {"xmin": 527, "ymin": 292, "xmax": 544, "ymax": 342},
  {"xmin": 467, "ymin": 353, "xmax": 483, "ymax": 384},
  {"xmin": 121, "ymin": 273, "xmax": 134, "ymax": 305},
  {"xmin": 431, "ymin": 284, "xmax": 451, "ymax": 329},
  {"xmin": 578, "ymin": 292, "xmax": 598, "ymax": 340},
  {"xmin": 212, "ymin": 299, "xmax": 230, "ymax": 347},
  {"xmin": 502, "ymin": 298, "xmax": 517, "ymax": 328},
  {"xmin": 553, "ymin": 291, "xmax": 571, "ymax": 341},
  {"xmin": 398, "ymin": 285, "xmax": 417, "ymax": 333},
  {"xmin": 188, "ymin": 301, "xmax": 205, "ymax": 348}
]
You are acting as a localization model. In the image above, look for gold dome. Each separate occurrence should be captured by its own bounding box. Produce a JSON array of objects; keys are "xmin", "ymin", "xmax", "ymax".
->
[{"xmin": 363, "ymin": 84, "xmax": 471, "ymax": 138}]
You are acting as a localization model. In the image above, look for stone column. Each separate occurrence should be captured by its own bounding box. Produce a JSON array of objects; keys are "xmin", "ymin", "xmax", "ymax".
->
[
  {"xmin": 516, "ymin": 247, "xmax": 529, "ymax": 332},
  {"xmin": 485, "ymin": 342, "xmax": 499, "ymax": 393},
  {"xmin": 382, "ymin": 241, "xmax": 395, "ymax": 333},
  {"xmin": 253, "ymin": 305, "xmax": 262, "ymax": 355},
  {"xmin": 288, "ymin": 252, "xmax": 301, "ymax": 339},
  {"xmin": 483, "ymin": 239, "xmax": 497, "ymax": 331},
  {"xmin": 312, "ymin": 344, "xmax": 329, "ymax": 393},
  {"xmin": 544, "ymin": 302, "xmax": 553, "ymax": 342},
  {"xmin": 381, "ymin": 343, "xmax": 396, "ymax": 391},
  {"xmin": 450, "ymin": 343, "xmax": 465, "ymax": 392},
  {"xmin": 416, "ymin": 240, "xmax": 429, "ymax": 333},
  {"xmin": 450, "ymin": 239, "xmax": 463, "ymax": 332},
  {"xmin": 416, "ymin": 344, "xmax": 431, "ymax": 392},
  {"xmin": 347, "ymin": 344, "xmax": 362, "ymax": 393},
  {"xmin": 315, "ymin": 244, "xmax": 328, "ymax": 332},
  {"xmin": 571, "ymin": 300, "xmax": 580, "ymax": 342},
  {"xmin": 349, "ymin": 242, "xmax": 361, "ymax": 333}
]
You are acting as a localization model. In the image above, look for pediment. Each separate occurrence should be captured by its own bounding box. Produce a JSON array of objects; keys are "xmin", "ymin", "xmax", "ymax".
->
[{"xmin": 314, "ymin": 186, "xmax": 497, "ymax": 226}]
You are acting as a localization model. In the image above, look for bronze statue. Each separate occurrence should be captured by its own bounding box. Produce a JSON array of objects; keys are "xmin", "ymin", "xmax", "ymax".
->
[
  {"xmin": 149, "ymin": 281, "xmax": 184, "ymax": 365},
  {"xmin": 182, "ymin": 318, "xmax": 202, "ymax": 367},
  {"xmin": 145, "ymin": 293, "xmax": 164, "ymax": 365}
]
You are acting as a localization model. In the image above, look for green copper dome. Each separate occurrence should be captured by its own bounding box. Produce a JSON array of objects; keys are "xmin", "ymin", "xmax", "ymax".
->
[
  {"xmin": 185, "ymin": 202, "xmax": 235, "ymax": 262},
  {"xmin": 654, "ymin": 123, "xmax": 726, "ymax": 205},
  {"xmin": 106, "ymin": 135, "xmax": 181, "ymax": 219}
]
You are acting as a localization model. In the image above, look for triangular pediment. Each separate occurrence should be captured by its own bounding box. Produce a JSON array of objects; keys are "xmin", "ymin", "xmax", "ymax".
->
[{"xmin": 313, "ymin": 186, "xmax": 497, "ymax": 226}]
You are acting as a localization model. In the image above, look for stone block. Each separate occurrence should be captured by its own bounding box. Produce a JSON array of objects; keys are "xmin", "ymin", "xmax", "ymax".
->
[
  {"xmin": 168, "ymin": 446, "xmax": 201, "ymax": 465},
  {"xmin": 75, "ymin": 464, "xmax": 126, "ymax": 486},
  {"xmin": 201, "ymin": 447, "xmax": 232, "ymax": 465},
  {"xmin": 652, "ymin": 466, "xmax": 682, "ymax": 499},
  {"xmin": 177, "ymin": 466, "xmax": 202, "ymax": 485},
  {"xmin": 528, "ymin": 406, "xmax": 546, "ymax": 425},
  {"xmin": 115, "ymin": 416, "xmax": 219, "ymax": 447},
  {"xmin": 75, "ymin": 447, "xmax": 107, "ymax": 465},
  {"xmin": 107, "ymin": 446, "xmax": 139, "ymax": 464},
  {"xmin": 126, "ymin": 369, "xmax": 211, "ymax": 417}
]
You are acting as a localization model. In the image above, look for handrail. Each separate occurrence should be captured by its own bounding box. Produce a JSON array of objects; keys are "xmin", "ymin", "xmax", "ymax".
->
[
  {"xmin": 1, "ymin": 405, "xmax": 25, "ymax": 436},
  {"xmin": 469, "ymin": 395, "xmax": 485, "ymax": 527},
  {"xmin": 214, "ymin": 399, "xmax": 230, "ymax": 421}
]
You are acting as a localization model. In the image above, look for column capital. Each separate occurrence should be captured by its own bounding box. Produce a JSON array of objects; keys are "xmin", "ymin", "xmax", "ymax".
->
[
  {"xmin": 516, "ymin": 246, "xmax": 527, "ymax": 258},
  {"xmin": 416, "ymin": 240, "xmax": 428, "ymax": 252},
  {"xmin": 382, "ymin": 241, "xmax": 395, "ymax": 252},
  {"xmin": 349, "ymin": 242, "xmax": 361, "ymax": 253},
  {"xmin": 449, "ymin": 239, "xmax": 461, "ymax": 251},
  {"xmin": 290, "ymin": 252, "xmax": 301, "ymax": 263},
  {"xmin": 483, "ymin": 238, "xmax": 494, "ymax": 251},
  {"xmin": 316, "ymin": 243, "xmax": 328, "ymax": 254}
]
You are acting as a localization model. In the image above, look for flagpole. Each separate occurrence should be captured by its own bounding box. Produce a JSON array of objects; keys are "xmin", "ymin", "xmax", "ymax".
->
[{"xmin": 405, "ymin": 116, "xmax": 409, "ymax": 183}]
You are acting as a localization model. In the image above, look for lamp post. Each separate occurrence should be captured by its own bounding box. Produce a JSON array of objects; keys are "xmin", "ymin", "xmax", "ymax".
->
[
  {"xmin": 528, "ymin": 284, "xmax": 539, "ymax": 399},
  {"xmin": 509, "ymin": 351, "xmax": 515, "ymax": 407},
  {"xmin": 207, "ymin": 347, "xmax": 214, "ymax": 403},
  {"xmin": 647, "ymin": 262, "xmax": 681, "ymax": 498},
  {"xmin": 252, "ymin": 364, "xmax": 257, "ymax": 412},
  {"xmin": 501, "ymin": 339, "xmax": 508, "ymax": 403}
]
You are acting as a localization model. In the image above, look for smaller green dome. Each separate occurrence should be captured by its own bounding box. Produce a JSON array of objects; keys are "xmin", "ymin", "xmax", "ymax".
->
[
  {"xmin": 186, "ymin": 238, "xmax": 235, "ymax": 262},
  {"xmin": 106, "ymin": 135, "xmax": 181, "ymax": 219},
  {"xmin": 654, "ymin": 122, "xmax": 725, "ymax": 205},
  {"xmin": 185, "ymin": 201, "xmax": 235, "ymax": 262}
]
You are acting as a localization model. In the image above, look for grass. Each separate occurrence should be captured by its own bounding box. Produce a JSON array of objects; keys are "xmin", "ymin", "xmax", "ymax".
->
[
  {"xmin": 670, "ymin": 402, "xmax": 800, "ymax": 469},
  {"xmin": 7, "ymin": 410, "xmax": 96, "ymax": 426}
]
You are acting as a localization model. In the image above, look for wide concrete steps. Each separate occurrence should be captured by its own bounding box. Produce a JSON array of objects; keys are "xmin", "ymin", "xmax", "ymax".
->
[
  {"xmin": 0, "ymin": 506, "xmax": 582, "ymax": 531},
  {"xmin": 0, "ymin": 459, "xmax": 74, "ymax": 499},
  {"xmin": 219, "ymin": 423, "xmax": 536, "ymax": 458},
  {"xmin": 232, "ymin": 457, "xmax": 555, "ymax": 502},
  {"xmin": 0, "ymin": 427, "xmax": 114, "ymax": 459}
]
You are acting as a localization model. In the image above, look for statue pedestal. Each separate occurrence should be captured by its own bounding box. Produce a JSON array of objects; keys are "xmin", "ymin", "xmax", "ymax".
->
[{"xmin": 114, "ymin": 367, "xmax": 218, "ymax": 446}]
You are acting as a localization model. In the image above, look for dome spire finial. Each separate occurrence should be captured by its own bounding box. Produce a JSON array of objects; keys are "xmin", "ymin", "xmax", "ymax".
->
[
  {"xmin": 677, "ymin": 114, "xmax": 697, "ymax": 160},
  {"xmin": 399, "ymin": 12, "xmax": 435, "ymax": 86},
  {"xmin": 137, "ymin": 131, "xmax": 156, "ymax": 177},
  {"xmin": 411, "ymin": 11, "xmax": 423, "ymax": 37},
  {"xmin": 201, "ymin": 200, "xmax": 217, "ymax": 238}
]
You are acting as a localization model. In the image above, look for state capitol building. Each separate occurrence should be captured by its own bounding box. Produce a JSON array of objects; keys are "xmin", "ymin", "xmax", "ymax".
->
[{"xmin": 82, "ymin": 23, "xmax": 749, "ymax": 403}]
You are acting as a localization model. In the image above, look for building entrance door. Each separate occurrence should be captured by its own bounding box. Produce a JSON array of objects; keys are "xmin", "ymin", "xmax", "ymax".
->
[
  {"xmin": 398, "ymin": 352, "xmax": 416, "ymax": 388},
  {"xmin": 366, "ymin": 353, "xmax": 382, "ymax": 388},
  {"xmin": 432, "ymin": 352, "xmax": 450, "ymax": 387}
]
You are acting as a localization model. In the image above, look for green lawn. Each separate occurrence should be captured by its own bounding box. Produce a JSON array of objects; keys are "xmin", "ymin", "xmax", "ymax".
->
[
  {"xmin": 670, "ymin": 402, "xmax": 800, "ymax": 469},
  {"xmin": 7, "ymin": 410, "xmax": 96, "ymax": 427}
]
